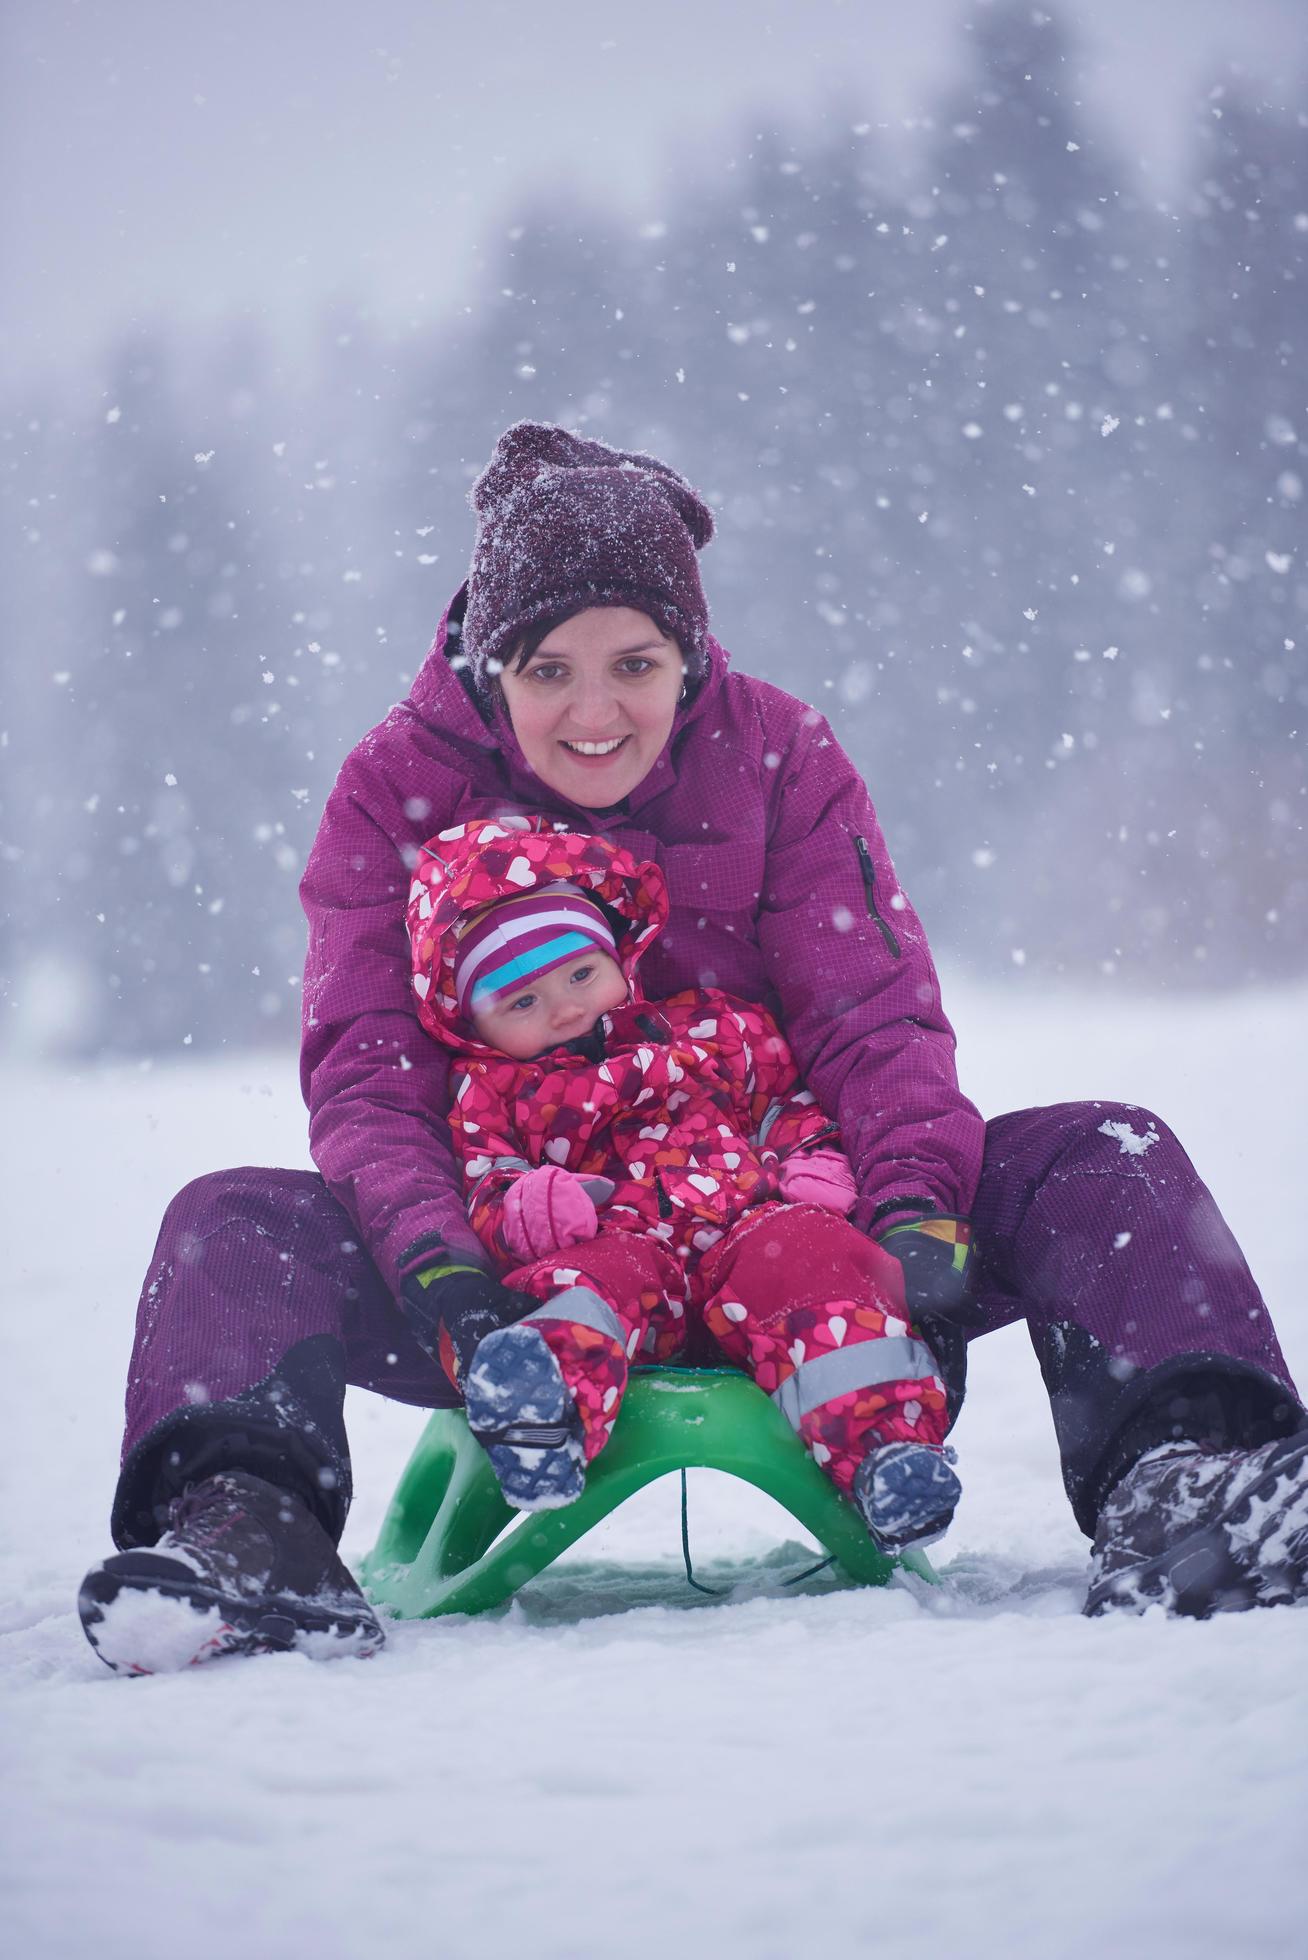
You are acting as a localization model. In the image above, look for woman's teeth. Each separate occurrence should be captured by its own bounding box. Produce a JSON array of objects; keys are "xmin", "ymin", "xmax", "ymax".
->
[{"xmin": 563, "ymin": 737, "xmax": 626, "ymax": 755}]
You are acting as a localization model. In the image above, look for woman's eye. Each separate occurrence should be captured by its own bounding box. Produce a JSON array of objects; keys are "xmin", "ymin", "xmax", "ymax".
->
[
  {"xmin": 616, "ymin": 657, "xmax": 654, "ymax": 677},
  {"xmin": 529, "ymin": 662, "xmax": 566, "ymax": 683}
]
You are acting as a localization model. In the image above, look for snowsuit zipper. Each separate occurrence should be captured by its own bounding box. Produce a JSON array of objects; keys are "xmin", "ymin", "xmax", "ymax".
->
[{"xmin": 855, "ymin": 837, "xmax": 902, "ymax": 959}]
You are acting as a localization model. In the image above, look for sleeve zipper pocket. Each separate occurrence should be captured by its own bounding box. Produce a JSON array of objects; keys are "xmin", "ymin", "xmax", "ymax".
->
[{"xmin": 855, "ymin": 837, "xmax": 902, "ymax": 959}]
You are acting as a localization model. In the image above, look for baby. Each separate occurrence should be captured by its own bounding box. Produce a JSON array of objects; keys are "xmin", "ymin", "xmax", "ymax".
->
[{"xmin": 406, "ymin": 816, "xmax": 959, "ymax": 1554}]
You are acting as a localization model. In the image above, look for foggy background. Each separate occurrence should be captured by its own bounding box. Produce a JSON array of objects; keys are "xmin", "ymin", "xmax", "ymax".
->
[{"xmin": 2, "ymin": 0, "xmax": 1305, "ymax": 1058}]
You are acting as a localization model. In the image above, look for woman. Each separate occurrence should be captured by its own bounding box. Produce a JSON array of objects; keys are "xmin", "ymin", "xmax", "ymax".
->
[{"xmin": 79, "ymin": 423, "xmax": 1307, "ymax": 1671}]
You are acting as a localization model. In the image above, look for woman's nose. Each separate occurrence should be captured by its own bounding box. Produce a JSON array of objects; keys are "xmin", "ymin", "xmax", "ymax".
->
[{"xmin": 572, "ymin": 679, "xmax": 620, "ymax": 728}]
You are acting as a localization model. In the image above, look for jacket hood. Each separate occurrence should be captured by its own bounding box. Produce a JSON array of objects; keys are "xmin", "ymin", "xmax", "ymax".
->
[
  {"xmin": 407, "ymin": 815, "xmax": 669, "ymax": 1058},
  {"xmin": 406, "ymin": 584, "xmax": 731, "ymax": 819}
]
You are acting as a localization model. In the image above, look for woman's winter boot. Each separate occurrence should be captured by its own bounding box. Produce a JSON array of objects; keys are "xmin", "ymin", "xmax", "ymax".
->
[
  {"xmin": 78, "ymin": 1470, "xmax": 384, "ymax": 1672},
  {"xmin": 852, "ymin": 1441, "xmax": 961, "ymax": 1553},
  {"xmin": 463, "ymin": 1322, "xmax": 586, "ymax": 1510},
  {"xmin": 1085, "ymin": 1432, "xmax": 1308, "ymax": 1617}
]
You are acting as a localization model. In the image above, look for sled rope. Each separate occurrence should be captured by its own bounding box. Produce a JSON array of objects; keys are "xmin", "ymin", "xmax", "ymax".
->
[
  {"xmin": 678, "ymin": 1469, "xmax": 836, "ymax": 1597},
  {"xmin": 678, "ymin": 1468, "xmax": 726, "ymax": 1595}
]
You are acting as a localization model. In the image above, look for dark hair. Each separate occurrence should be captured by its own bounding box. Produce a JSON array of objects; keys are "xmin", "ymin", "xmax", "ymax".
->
[{"xmin": 509, "ymin": 613, "xmax": 572, "ymax": 675}]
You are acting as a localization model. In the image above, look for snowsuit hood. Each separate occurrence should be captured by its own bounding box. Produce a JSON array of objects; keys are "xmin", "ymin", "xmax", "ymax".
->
[{"xmin": 407, "ymin": 817, "xmax": 669, "ymax": 1060}]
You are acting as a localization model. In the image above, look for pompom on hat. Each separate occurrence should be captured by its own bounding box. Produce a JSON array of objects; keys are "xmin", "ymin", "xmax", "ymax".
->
[{"xmin": 460, "ymin": 422, "xmax": 715, "ymax": 697}]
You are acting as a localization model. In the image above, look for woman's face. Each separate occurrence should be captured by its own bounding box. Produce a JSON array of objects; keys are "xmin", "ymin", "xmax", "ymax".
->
[{"xmin": 498, "ymin": 607, "xmax": 685, "ymax": 807}]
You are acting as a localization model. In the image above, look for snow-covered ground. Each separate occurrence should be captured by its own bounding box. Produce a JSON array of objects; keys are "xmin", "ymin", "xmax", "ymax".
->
[{"xmin": 4, "ymin": 979, "xmax": 1307, "ymax": 1959}]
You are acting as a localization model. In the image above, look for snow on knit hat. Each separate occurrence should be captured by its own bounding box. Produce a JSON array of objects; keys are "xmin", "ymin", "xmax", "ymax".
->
[
  {"xmin": 453, "ymin": 881, "xmax": 621, "ymax": 1019},
  {"xmin": 461, "ymin": 421, "xmax": 715, "ymax": 696}
]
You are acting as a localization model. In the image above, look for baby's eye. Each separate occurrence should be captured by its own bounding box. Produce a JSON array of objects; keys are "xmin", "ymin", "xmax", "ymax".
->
[
  {"xmin": 571, "ymin": 964, "xmax": 594, "ymax": 984},
  {"xmin": 506, "ymin": 992, "xmax": 537, "ymax": 1013}
]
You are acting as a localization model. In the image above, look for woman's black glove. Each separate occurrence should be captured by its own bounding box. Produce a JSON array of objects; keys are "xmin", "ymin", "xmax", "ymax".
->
[
  {"xmin": 400, "ymin": 1263, "xmax": 538, "ymax": 1389},
  {"xmin": 878, "ymin": 1212, "xmax": 975, "ymax": 1323},
  {"xmin": 877, "ymin": 1212, "xmax": 976, "ymax": 1419}
]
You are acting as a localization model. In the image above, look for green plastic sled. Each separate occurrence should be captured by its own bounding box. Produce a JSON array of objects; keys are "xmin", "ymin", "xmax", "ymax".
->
[{"xmin": 361, "ymin": 1366, "xmax": 936, "ymax": 1619}]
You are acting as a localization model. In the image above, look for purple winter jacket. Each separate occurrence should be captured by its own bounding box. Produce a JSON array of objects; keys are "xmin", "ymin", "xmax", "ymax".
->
[{"xmin": 299, "ymin": 589, "xmax": 984, "ymax": 1295}]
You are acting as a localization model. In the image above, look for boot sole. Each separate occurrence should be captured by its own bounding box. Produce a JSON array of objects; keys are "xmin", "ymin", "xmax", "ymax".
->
[
  {"xmin": 78, "ymin": 1566, "xmax": 385, "ymax": 1674},
  {"xmin": 464, "ymin": 1323, "xmax": 585, "ymax": 1511},
  {"xmin": 1085, "ymin": 1431, "xmax": 1308, "ymax": 1619}
]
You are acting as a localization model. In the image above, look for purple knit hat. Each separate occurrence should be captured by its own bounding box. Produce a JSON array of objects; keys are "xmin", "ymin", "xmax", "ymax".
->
[
  {"xmin": 461, "ymin": 422, "xmax": 715, "ymax": 696},
  {"xmin": 453, "ymin": 881, "xmax": 621, "ymax": 1019}
]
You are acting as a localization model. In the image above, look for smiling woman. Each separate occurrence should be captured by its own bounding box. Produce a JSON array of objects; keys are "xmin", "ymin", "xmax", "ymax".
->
[
  {"xmin": 78, "ymin": 417, "xmax": 1308, "ymax": 1674},
  {"xmin": 498, "ymin": 609, "xmax": 685, "ymax": 807}
]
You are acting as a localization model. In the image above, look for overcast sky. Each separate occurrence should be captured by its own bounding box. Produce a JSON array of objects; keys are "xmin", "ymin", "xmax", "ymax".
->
[{"xmin": 3, "ymin": 0, "xmax": 1302, "ymax": 384}]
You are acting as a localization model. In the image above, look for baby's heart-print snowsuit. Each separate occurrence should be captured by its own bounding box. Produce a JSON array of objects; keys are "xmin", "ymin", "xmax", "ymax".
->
[{"xmin": 406, "ymin": 817, "xmax": 947, "ymax": 1489}]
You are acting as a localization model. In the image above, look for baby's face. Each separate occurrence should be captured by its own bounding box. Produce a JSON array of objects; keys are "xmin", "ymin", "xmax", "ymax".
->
[{"xmin": 471, "ymin": 950, "xmax": 629, "ymax": 1060}]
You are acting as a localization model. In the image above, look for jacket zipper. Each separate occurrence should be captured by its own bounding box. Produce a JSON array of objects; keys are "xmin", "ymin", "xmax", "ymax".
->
[{"xmin": 855, "ymin": 837, "xmax": 902, "ymax": 959}]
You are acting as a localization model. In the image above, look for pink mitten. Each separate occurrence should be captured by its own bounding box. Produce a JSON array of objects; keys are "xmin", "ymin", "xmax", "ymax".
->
[
  {"xmin": 778, "ymin": 1147, "xmax": 858, "ymax": 1216},
  {"xmin": 499, "ymin": 1166, "xmax": 611, "ymax": 1262}
]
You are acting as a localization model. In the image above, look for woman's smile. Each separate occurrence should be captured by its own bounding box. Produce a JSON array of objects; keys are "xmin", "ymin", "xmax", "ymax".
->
[
  {"xmin": 557, "ymin": 733, "xmax": 633, "ymax": 771},
  {"xmin": 561, "ymin": 735, "xmax": 628, "ymax": 757}
]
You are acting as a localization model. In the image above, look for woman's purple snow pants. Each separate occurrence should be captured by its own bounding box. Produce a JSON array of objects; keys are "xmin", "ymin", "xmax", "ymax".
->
[{"xmin": 111, "ymin": 1099, "xmax": 1303, "ymax": 1548}]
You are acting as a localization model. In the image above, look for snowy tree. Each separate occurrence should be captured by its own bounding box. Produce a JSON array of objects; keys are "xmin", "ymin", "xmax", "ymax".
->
[
  {"xmin": 5, "ymin": 4, "xmax": 1304, "ymax": 1056},
  {"xmin": 41, "ymin": 332, "xmax": 319, "ymax": 1053},
  {"xmin": 1177, "ymin": 84, "xmax": 1308, "ymax": 976}
]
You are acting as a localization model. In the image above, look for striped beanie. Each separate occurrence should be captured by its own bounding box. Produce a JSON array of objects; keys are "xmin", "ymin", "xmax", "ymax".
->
[{"xmin": 453, "ymin": 882, "xmax": 621, "ymax": 1019}]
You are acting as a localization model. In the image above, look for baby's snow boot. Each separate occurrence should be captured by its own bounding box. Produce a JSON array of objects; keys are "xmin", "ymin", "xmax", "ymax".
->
[
  {"xmin": 463, "ymin": 1321, "xmax": 586, "ymax": 1510},
  {"xmin": 78, "ymin": 1470, "xmax": 384, "ymax": 1673},
  {"xmin": 1085, "ymin": 1432, "xmax": 1308, "ymax": 1617},
  {"xmin": 852, "ymin": 1441, "xmax": 961, "ymax": 1553}
]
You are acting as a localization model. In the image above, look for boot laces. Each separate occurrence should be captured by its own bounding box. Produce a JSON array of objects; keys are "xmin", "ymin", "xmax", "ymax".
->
[{"xmin": 167, "ymin": 1474, "xmax": 256, "ymax": 1547}]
